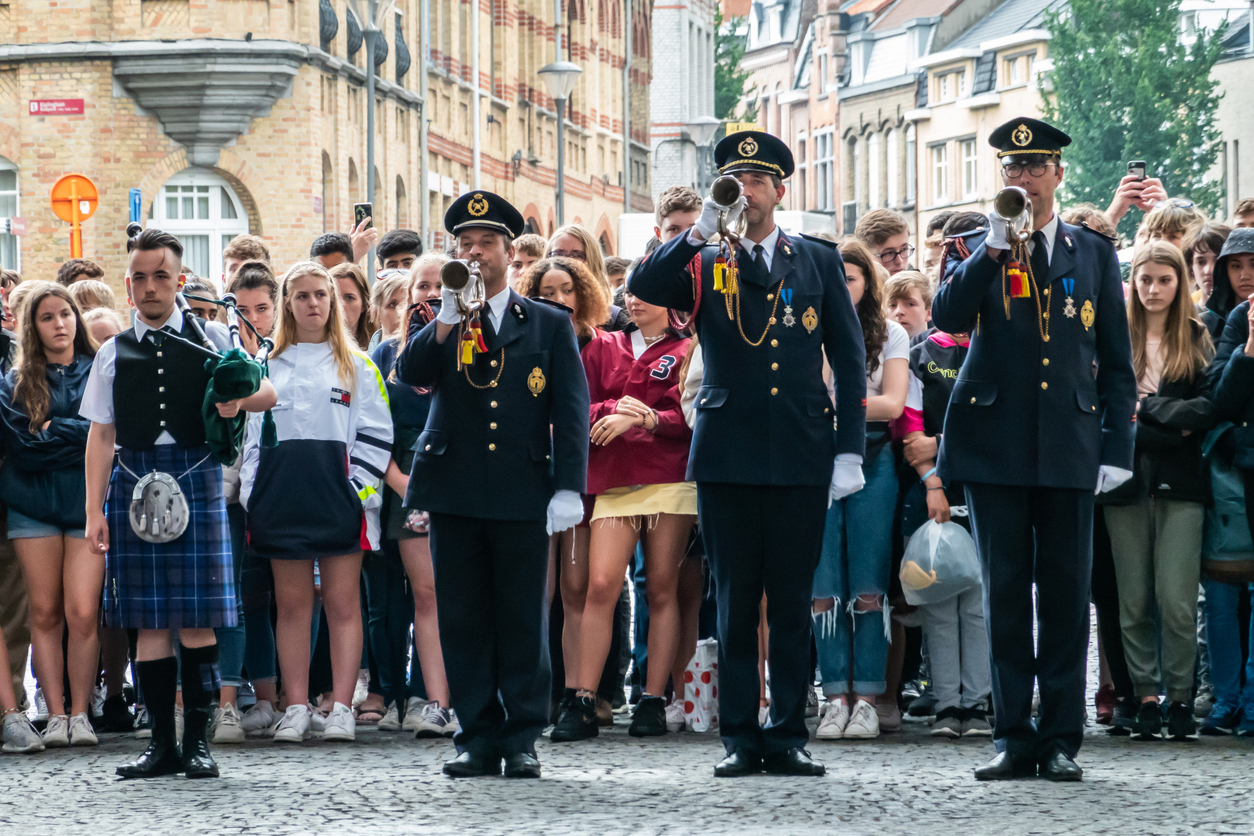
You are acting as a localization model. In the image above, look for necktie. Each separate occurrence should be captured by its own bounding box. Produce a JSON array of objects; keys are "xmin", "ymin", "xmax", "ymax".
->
[
  {"xmin": 740, "ymin": 243, "xmax": 766, "ymax": 284},
  {"xmin": 1029, "ymin": 230, "xmax": 1050, "ymax": 284},
  {"xmin": 481, "ymin": 307, "xmax": 498, "ymax": 348}
]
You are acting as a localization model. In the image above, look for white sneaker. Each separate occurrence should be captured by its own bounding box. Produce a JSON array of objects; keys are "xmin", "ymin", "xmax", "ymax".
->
[
  {"xmin": 415, "ymin": 701, "xmax": 452, "ymax": 738},
  {"xmin": 310, "ymin": 709, "xmax": 327, "ymax": 736},
  {"xmin": 33, "ymin": 688, "xmax": 49, "ymax": 723},
  {"xmin": 3, "ymin": 711, "xmax": 44, "ymax": 753},
  {"xmin": 816, "ymin": 701, "xmax": 849, "ymax": 739},
  {"xmin": 241, "ymin": 700, "xmax": 276, "ymax": 737},
  {"xmin": 400, "ymin": 697, "xmax": 428, "ymax": 732},
  {"xmin": 378, "ymin": 702, "xmax": 401, "ymax": 732},
  {"xmin": 273, "ymin": 705, "xmax": 313, "ymax": 743},
  {"xmin": 758, "ymin": 705, "xmax": 770, "ymax": 726},
  {"xmin": 68, "ymin": 712, "xmax": 98, "ymax": 746},
  {"xmin": 446, "ymin": 709, "xmax": 460, "ymax": 737},
  {"xmin": 665, "ymin": 698, "xmax": 686, "ymax": 733},
  {"xmin": 212, "ymin": 703, "xmax": 246, "ymax": 744},
  {"xmin": 42, "ymin": 714, "xmax": 69, "ymax": 747},
  {"xmin": 323, "ymin": 702, "xmax": 356, "ymax": 742},
  {"xmin": 353, "ymin": 670, "xmax": 370, "ymax": 708},
  {"xmin": 843, "ymin": 699, "xmax": 880, "ymax": 739}
]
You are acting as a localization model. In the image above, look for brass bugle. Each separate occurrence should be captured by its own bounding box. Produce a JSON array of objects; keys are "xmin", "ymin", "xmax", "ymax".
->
[
  {"xmin": 993, "ymin": 186, "xmax": 1032, "ymax": 243},
  {"xmin": 440, "ymin": 259, "xmax": 473, "ymax": 291},
  {"xmin": 710, "ymin": 175, "xmax": 742, "ymax": 209}
]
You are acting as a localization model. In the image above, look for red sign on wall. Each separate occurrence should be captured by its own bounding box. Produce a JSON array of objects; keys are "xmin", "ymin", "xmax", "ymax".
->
[{"xmin": 29, "ymin": 99, "xmax": 85, "ymax": 116}]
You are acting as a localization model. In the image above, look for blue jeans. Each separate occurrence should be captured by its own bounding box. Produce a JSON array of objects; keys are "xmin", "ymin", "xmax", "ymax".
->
[
  {"xmin": 812, "ymin": 447, "xmax": 896, "ymax": 697},
  {"xmin": 214, "ymin": 504, "xmax": 247, "ymax": 689},
  {"xmin": 1202, "ymin": 576, "xmax": 1254, "ymax": 711}
]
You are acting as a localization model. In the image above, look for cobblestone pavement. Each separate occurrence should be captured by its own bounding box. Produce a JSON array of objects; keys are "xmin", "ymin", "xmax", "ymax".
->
[{"xmin": 2, "ymin": 709, "xmax": 1252, "ymax": 836}]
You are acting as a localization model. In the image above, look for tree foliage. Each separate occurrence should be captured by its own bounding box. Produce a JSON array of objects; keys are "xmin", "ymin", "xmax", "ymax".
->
[
  {"xmin": 1041, "ymin": 0, "xmax": 1227, "ymax": 238},
  {"xmin": 715, "ymin": 10, "xmax": 757, "ymax": 122}
]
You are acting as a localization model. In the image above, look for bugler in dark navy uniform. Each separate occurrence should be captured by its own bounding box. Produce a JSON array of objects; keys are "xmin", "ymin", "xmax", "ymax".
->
[
  {"xmin": 629, "ymin": 131, "xmax": 867, "ymax": 777},
  {"xmin": 396, "ymin": 190, "xmax": 590, "ymax": 779},
  {"xmin": 930, "ymin": 117, "xmax": 1137, "ymax": 782}
]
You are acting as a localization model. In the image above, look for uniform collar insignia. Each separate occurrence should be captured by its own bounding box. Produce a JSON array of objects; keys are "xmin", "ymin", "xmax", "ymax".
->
[
  {"xmin": 778, "ymin": 233, "xmax": 793, "ymax": 257},
  {"xmin": 511, "ymin": 302, "xmax": 527, "ymax": 322}
]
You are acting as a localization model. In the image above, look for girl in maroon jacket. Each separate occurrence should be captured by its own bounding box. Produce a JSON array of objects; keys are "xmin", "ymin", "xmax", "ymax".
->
[{"xmin": 550, "ymin": 289, "xmax": 696, "ymax": 741}]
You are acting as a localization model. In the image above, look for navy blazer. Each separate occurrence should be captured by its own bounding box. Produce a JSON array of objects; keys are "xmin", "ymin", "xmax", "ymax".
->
[
  {"xmin": 396, "ymin": 290, "xmax": 590, "ymax": 522},
  {"xmin": 628, "ymin": 229, "xmax": 866, "ymax": 487},
  {"xmin": 931, "ymin": 220, "xmax": 1136, "ymax": 490}
]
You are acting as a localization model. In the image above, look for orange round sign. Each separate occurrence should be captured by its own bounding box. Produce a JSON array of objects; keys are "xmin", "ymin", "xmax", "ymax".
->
[{"xmin": 50, "ymin": 173, "xmax": 99, "ymax": 223}]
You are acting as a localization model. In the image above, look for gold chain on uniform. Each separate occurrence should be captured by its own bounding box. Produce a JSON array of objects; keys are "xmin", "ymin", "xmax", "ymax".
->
[
  {"xmin": 1001, "ymin": 240, "xmax": 1052, "ymax": 343},
  {"xmin": 464, "ymin": 349, "xmax": 505, "ymax": 389},
  {"xmin": 723, "ymin": 249, "xmax": 786, "ymax": 346}
]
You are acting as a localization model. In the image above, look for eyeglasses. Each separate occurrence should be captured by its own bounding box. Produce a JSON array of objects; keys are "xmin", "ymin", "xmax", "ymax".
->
[
  {"xmin": 1001, "ymin": 162, "xmax": 1061, "ymax": 179},
  {"xmin": 876, "ymin": 245, "xmax": 914, "ymax": 264},
  {"xmin": 547, "ymin": 249, "xmax": 587, "ymax": 262},
  {"xmin": 1154, "ymin": 198, "xmax": 1196, "ymax": 210},
  {"xmin": 375, "ymin": 268, "xmax": 410, "ymax": 280}
]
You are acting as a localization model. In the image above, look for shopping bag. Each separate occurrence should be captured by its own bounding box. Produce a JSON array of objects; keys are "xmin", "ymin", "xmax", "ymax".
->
[
  {"xmin": 683, "ymin": 638, "xmax": 719, "ymax": 732},
  {"xmin": 899, "ymin": 519, "xmax": 981, "ymax": 606}
]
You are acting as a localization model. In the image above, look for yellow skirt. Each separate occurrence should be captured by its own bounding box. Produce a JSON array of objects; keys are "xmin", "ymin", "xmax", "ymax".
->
[{"xmin": 590, "ymin": 482, "xmax": 698, "ymax": 522}]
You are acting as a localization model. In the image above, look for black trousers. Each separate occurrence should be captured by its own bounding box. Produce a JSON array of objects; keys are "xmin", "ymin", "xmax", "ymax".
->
[
  {"xmin": 1093, "ymin": 506, "xmax": 1135, "ymax": 701},
  {"xmin": 429, "ymin": 513, "xmax": 551, "ymax": 758},
  {"xmin": 697, "ymin": 482, "xmax": 827, "ymax": 756},
  {"xmin": 965, "ymin": 482, "xmax": 1093, "ymax": 760}
]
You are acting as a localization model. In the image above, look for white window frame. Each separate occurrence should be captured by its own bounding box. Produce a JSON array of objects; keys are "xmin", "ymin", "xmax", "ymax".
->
[
  {"xmin": 961, "ymin": 138, "xmax": 978, "ymax": 199},
  {"xmin": 853, "ymin": 137, "xmax": 863, "ymax": 211},
  {"xmin": 0, "ymin": 157, "xmax": 18, "ymax": 272},
  {"xmin": 905, "ymin": 125, "xmax": 916, "ymax": 204},
  {"xmin": 931, "ymin": 143, "xmax": 949, "ymax": 205},
  {"xmin": 886, "ymin": 129, "xmax": 899, "ymax": 208},
  {"xmin": 815, "ymin": 129, "xmax": 834, "ymax": 211},
  {"xmin": 937, "ymin": 69, "xmax": 965, "ymax": 101},
  {"xmin": 868, "ymin": 133, "xmax": 881, "ymax": 209},
  {"xmin": 153, "ymin": 167, "xmax": 250, "ymax": 284}
]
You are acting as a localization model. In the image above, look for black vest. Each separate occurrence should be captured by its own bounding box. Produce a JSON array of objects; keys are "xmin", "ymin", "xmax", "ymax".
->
[{"xmin": 113, "ymin": 319, "xmax": 211, "ymax": 450}]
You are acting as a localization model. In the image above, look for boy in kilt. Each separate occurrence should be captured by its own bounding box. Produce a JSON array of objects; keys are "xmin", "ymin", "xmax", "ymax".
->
[{"xmin": 81, "ymin": 228, "xmax": 276, "ymax": 778}]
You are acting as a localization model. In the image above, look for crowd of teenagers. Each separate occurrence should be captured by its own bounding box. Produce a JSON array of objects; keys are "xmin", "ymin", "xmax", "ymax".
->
[{"xmin": 3, "ymin": 158, "xmax": 1254, "ymax": 782}]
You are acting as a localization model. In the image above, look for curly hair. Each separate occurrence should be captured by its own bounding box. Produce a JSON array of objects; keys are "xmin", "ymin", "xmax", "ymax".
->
[
  {"xmin": 838, "ymin": 238, "xmax": 888, "ymax": 377},
  {"xmin": 518, "ymin": 256, "xmax": 610, "ymax": 340}
]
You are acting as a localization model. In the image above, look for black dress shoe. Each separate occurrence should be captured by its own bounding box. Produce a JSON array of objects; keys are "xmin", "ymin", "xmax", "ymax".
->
[
  {"xmin": 443, "ymin": 750, "xmax": 503, "ymax": 778},
  {"xmin": 763, "ymin": 747, "xmax": 825, "ymax": 776},
  {"xmin": 550, "ymin": 694, "xmax": 598, "ymax": 742},
  {"xmin": 1039, "ymin": 751, "xmax": 1083, "ymax": 782},
  {"xmin": 116, "ymin": 739, "xmax": 184, "ymax": 779},
  {"xmin": 713, "ymin": 748, "xmax": 762, "ymax": 778},
  {"xmin": 503, "ymin": 752, "xmax": 542, "ymax": 778},
  {"xmin": 973, "ymin": 751, "xmax": 1037, "ymax": 781},
  {"xmin": 182, "ymin": 707, "xmax": 219, "ymax": 779}
]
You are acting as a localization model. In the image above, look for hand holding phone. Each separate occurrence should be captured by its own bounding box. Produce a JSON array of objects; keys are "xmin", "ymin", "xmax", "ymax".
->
[
  {"xmin": 354, "ymin": 202, "xmax": 373, "ymax": 229},
  {"xmin": 1127, "ymin": 161, "xmax": 1146, "ymax": 182}
]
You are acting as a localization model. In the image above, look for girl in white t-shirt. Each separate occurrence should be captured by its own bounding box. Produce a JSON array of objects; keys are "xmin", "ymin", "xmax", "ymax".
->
[{"xmin": 813, "ymin": 239, "xmax": 910, "ymax": 741}]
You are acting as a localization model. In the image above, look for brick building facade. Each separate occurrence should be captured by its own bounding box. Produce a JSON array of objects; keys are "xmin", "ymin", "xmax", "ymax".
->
[{"xmin": 0, "ymin": 0, "xmax": 651, "ymax": 292}]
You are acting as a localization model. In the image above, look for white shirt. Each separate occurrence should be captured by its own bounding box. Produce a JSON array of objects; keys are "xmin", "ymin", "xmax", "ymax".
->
[
  {"xmin": 1028, "ymin": 213, "xmax": 1058, "ymax": 266},
  {"xmin": 827, "ymin": 319, "xmax": 910, "ymax": 404},
  {"xmin": 484, "ymin": 284, "xmax": 511, "ymax": 333}
]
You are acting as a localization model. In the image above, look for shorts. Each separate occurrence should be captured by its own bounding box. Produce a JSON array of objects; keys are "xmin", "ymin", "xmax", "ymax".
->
[
  {"xmin": 7, "ymin": 507, "xmax": 85, "ymax": 540},
  {"xmin": 590, "ymin": 482, "xmax": 698, "ymax": 522}
]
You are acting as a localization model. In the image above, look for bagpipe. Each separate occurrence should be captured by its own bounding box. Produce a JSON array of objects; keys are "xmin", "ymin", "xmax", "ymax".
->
[{"xmin": 125, "ymin": 222, "xmax": 277, "ymax": 465}]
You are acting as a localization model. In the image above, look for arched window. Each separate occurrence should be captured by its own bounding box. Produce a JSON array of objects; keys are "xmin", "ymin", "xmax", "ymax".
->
[
  {"xmin": 0, "ymin": 157, "xmax": 18, "ymax": 270},
  {"xmin": 348, "ymin": 158, "xmax": 360, "ymax": 203},
  {"xmin": 886, "ymin": 129, "xmax": 899, "ymax": 208},
  {"xmin": 153, "ymin": 168, "xmax": 249, "ymax": 281},
  {"xmin": 868, "ymin": 133, "xmax": 881, "ymax": 209},
  {"xmin": 396, "ymin": 175, "xmax": 408, "ymax": 228}
]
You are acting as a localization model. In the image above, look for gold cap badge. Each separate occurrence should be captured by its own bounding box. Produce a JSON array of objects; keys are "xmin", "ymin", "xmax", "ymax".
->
[
  {"xmin": 738, "ymin": 137, "xmax": 759, "ymax": 157},
  {"xmin": 468, "ymin": 194, "xmax": 489, "ymax": 217},
  {"xmin": 1012, "ymin": 124, "xmax": 1033, "ymax": 147}
]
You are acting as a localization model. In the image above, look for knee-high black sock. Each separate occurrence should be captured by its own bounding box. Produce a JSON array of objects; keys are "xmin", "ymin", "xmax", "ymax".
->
[
  {"xmin": 179, "ymin": 643, "xmax": 220, "ymax": 713},
  {"xmin": 136, "ymin": 656, "xmax": 178, "ymax": 743}
]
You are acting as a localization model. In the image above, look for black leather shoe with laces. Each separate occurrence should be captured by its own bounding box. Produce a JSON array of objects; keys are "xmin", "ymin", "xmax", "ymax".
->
[
  {"xmin": 763, "ymin": 747, "xmax": 825, "ymax": 776},
  {"xmin": 550, "ymin": 694, "xmax": 598, "ymax": 742}
]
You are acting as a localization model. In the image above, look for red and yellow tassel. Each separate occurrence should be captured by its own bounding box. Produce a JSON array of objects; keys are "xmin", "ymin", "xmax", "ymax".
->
[{"xmin": 1007, "ymin": 260, "xmax": 1030, "ymax": 299}]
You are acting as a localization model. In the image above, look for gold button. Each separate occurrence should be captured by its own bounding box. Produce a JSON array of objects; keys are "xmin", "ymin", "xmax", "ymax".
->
[
  {"xmin": 769, "ymin": 317, "xmax": 777, "ymax": 325},
  {"xmin": 771, "ymin": 339, "xmax": 778, "ymax": 347},
  {"xmin": 490, "ymin": 422, "xmax": 497, "ymax": 430},
  {"xmin": 425, "ymin": 444, "xmax": 432, "ymax": 451},
  {"xmin": 159, "ymin": 404, "xmax": 165, "ymax": 410},
  {"xmin": 767, "ymin": 293, "xmax": 775, "ymax": 301},
  {"xmin": 157, "ymin": 369, "xmax": 164, "ymax": 375},
  {"xmin": 156, "ymin": 351, "xmax": 162, "ymax": 357},
  {"xmin": 970, "ymin": 397, "xmax": 977, "ymax": 404},
  {"xmin": 546, "ymin": 454, "xmax": 551, "ymax": 460},
  {"xmin": 158, "ymin": 386, "xmax": 165, "ymax": 392},
  {"xmin": 159, "ymin": 420, "xmax": 166, "ymax": 427},
  {"xmin": 1042, "ymin": 358, "xmax": 1049, "ymax": 366},
  {"xmin": 771, "ymin": 363, "xmax": 779, "ymax": 371},
  {"xmin": 825, "ymin": 408, "xmax": 831, "ymax": 414},
  {"xmin": 488, "ymin": 443, "xmax": 496, "ymax": 451},
  {"xmin": 490, "ymin": 360, "xmax": 498, "ymax": 367},
  {"xmin": 771, "ymin": 387, "xmax": 778, "ymax": 395},
  {"xmin": 490, "ymin": 401, "xmax": 498, "ymax": 408},
  {"xmin": 1091, "ymin": 406, "xmax": 1096, "ymax": 411},
  {"xmin": 1041, "ymin": 382, "xmax": 1048, "ymax": 390}
]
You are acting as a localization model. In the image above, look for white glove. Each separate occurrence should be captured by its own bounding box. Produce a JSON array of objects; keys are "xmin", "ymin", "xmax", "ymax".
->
[
  {"xmin": 1096, "ymin": 465, "xmax": 1134, "ymax": 495},
  {"xmin": 829, "ymin": 453, "xmax": 865, "ymax": 506},
  {"xmin": 983, "ymin": 210, "xmax": 1013, "ymax": 251},
  {"xmin": 691, "ymin": 196, "xmax": 724, "ymax": 241},
  {"xmin": 546, "ymin": 489, "xmax": 585, "ymax": 535},
  {"xmin": 436, "ymin": 284, "xmax": 466, "ymax": 325}
]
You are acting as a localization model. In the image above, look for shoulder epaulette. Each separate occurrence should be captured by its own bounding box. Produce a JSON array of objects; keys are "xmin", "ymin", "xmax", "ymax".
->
[
  {"xmin": 799, "ymin": 232, "xmax": 840, "ymax": 248},
  {"xmin": 529, "ymin": 296, "xmax": 575, "ymax": 315},
  {"xmin": 1079, "ymin": 222, "xmax": 1119, "ymax": 243}
]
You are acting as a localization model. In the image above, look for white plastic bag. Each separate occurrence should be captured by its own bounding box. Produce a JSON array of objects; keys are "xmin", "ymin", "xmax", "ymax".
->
[
  {"xmin": 899, "ymin": 520, "xmax": 981, "ymax": 606},
  {"xmin": 682, "ymin": 638, "xmax": 719, "ymax": 732}
]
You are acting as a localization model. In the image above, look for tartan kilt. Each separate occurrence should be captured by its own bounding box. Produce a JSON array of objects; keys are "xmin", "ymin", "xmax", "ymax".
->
[{"xmin": 102, "ymin": 444, "xmax": 237, "ymax": 630}]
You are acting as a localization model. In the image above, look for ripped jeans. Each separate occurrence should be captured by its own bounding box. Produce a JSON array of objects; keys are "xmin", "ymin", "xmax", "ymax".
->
[{"xmin": 812, "ymin": 447, "xmax": 896, "ymax": 697}]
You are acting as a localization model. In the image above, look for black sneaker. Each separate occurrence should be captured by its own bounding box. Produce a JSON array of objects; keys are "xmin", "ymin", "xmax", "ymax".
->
[
  {"xmin": 95, "ymin": 694, "xmax": 135, "ymax": 733},
  {"xmin": 1165, "ymin": 701, "xmax": 1198, "ymax": 741},
  {"xmin": 1133, "ymin": 700, "xmax": 1163, "ymax": 740},
  {"xmin": 628, "ymin": 695, "xmax": 668, "ymax": 737},
  {"xmin": 549, "ymin": 687, "xmax": 575, "ymax": 726},
  {"xmin": 550, "ymin": 695, "xmax": 598, "ymax": 742},
  {"xmin": 1107, "ymin": 698, "xmax": 1134, "ymax": 736}
]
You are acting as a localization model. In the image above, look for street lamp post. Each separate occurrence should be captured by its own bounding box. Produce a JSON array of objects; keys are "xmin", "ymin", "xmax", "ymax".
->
[
  {"xmin": 538, "ymin": 60, "xmax": 583, "ymax": 227},
  {"xmin": 685, "ymin": 116, "xmax": 722, "ymax": 193},
  {"xmin": 347, "ymin": 0, "xmax": 397, "ymax": 277}
]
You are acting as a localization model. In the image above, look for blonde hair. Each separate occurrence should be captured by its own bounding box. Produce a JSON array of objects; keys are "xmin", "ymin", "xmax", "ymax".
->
[
  {"xmin": 1141, "ymin": 199, "xmax": 1206, "ymax": 242},
  {"xmin": 548, "ymin": 224, "xmax": 609, "ymax": 292},
  {"xmin": 370, "ymin": 272, "xmax": 411, "ymax": 340},
  {"xmin": 1128, "ymin": 242, "xmax": 1212, "ymax": 384},
  {"xmin": 7, "ymin": 281, "xmax": 38, "ymax": 329},
  {"xmin": 82, "ymin": 306, "xmax": 125, "ymax": 335},
  {"xmin": 327, "ymin": 261, "xmax": 375, "ymax": 348},
  {"xmin": 273, "ymin": 261, "xmax": 358, "ymax": 389},
  {"xmin": 67, "ymin": 278, "xmax": 116, "ymax": 313},
  {"xmin": 884, "ymin": 270, "xmax": 934, "ymax": 309}
]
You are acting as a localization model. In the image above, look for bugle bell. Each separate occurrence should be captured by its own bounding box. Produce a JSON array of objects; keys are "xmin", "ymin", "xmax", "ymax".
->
[
  {"xmin": 440, "ymin": 259, "xmax": 473, "ymax": 291},
  {"xmin": 992, "ymin": 186, "xmax": 1033, "ymax": 244},
  {"xmin": 439, "ymin": 259, "xmax": 483, "ymax": 315},
  {"xmin": 710, "ymin": 175, "xmax": 747, "ymax": 243}
]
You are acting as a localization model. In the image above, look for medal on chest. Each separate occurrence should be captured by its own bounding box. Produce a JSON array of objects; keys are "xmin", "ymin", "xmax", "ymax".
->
[
  {"xmin": 1081, "ymin": 299, "xmax": 1095, "ymax": 331},
  {"xmin": 781, "ymin": 289, "xmax": 795, "ymax": 327},
  {"xmin": 1062, "ymin": 279, "xmax": 1077, "ymax": 319}
]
